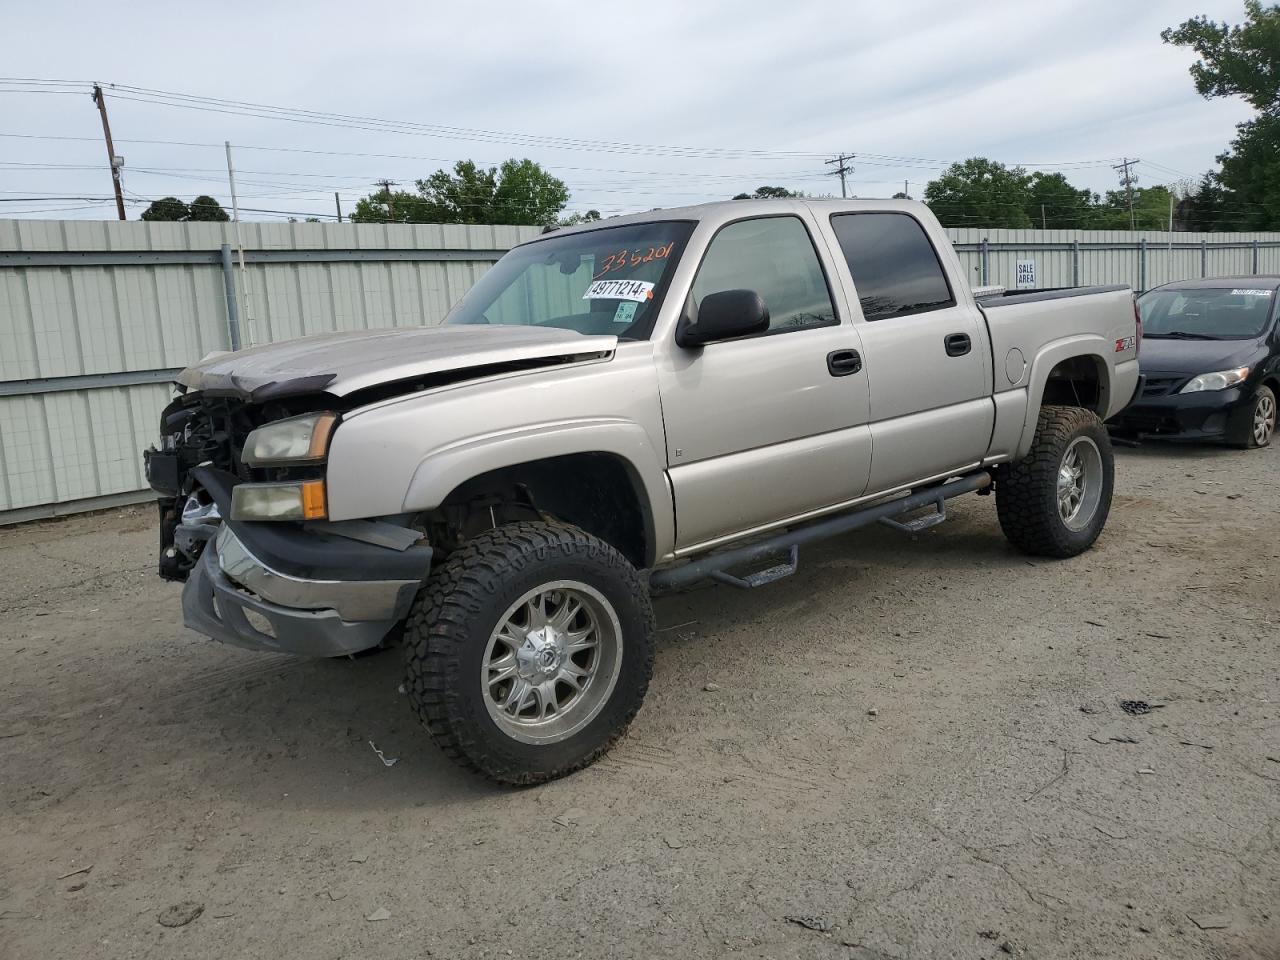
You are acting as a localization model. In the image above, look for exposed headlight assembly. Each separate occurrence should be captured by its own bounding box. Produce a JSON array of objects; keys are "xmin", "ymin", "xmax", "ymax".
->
[
  {"xmin": 1180, "ymin": 366, "xmax": 1250, "ymax": 393},
  {"xmin": 231, "ymin": 480, "xmax": 327, "ymax": 521},
  {"xmin": 243, "ymin": 412, "xmax": 338, "ymax": 466}
]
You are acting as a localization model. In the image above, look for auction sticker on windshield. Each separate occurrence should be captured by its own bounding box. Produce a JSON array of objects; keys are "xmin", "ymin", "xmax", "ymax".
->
[
  {"xmin": 1230, "ymin": 289, "xmax": 1273, "ymax": 296},
  {"xmin": 584, "ymin": 278, "xmax": 655, "ymax": 301}
]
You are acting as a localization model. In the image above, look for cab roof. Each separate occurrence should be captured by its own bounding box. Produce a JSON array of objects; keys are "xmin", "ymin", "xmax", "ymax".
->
[{"xmin": 527, "ymin": 197, "xmax": 933, "ymax": 244}]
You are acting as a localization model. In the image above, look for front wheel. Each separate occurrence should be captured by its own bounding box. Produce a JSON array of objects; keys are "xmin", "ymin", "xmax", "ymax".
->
[
  {"xmin": 403, "ymin": 521, "xmax": 655, "ymax": 785},
  {"xmin": 1228, "ymin": 384, "xmax": 1275, "ymax": 449},
  {"xmin": 997, "ymin": 405, "xmax": 1115, "ymax": 558}
]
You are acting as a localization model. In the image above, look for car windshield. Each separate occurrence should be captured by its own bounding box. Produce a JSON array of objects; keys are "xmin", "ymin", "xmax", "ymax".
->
[
  {"xmin": 1139, "ymin": 286, "xmax": 1276, "ymax": 340},
  {"xmin": 443, "ymin": 221, "xmax": 696, "ymax": 339}
]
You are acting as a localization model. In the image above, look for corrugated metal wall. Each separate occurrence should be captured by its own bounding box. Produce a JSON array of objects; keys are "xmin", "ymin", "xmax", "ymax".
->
[
  {"xmin": 0, "ymin": 220, "xmax": 540, "ymax": 521},
  {"xmin": 4, "ymin": 218, "xmax": 1280, "ymax": 522},
  {"xmin": 946, "ymin": 228, "xmax": 1280, "ymax": 291}
]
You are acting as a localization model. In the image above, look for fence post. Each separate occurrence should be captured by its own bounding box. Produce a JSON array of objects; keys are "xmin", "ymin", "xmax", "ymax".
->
[
  {"xmin": 1253, "ymin": 238, "xmax": 1260, "ymax": 274},
  {"xmin": 220, "ymin": 243, "xmax": 242, "ymax": 351},
  {"xmin": 1138, "ymin": 238, "xmax": 1147, "ymax": 293},
  {"xmin": 980, "ymin": 238, "xmax": 989, "ymax": 286},
  {"xmin": 1071, "ymin": 240, "xmax": 1079, "ymax": 287},
  {"xmin": 1201, "ymin": 239, "xmax": 1208, "ymax": 278}
]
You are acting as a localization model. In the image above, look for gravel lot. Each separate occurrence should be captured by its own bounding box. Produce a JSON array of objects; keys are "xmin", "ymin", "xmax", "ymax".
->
[{"xmin": 1, "ymin": 442, "xmax": 1278, "ymax": 960}]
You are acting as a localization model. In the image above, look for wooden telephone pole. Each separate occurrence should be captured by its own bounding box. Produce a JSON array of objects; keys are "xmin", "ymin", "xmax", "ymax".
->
[
  {"xmin": 91, "ymin": 85, "xmax": 127, "ymax": 221},
  {"xmin": 825, "ymin": 153, "xmax": 855, "ymax": 198},
  {"xmin": 375, "ymin": 179, "xmax": 398, "ymax": 220}
]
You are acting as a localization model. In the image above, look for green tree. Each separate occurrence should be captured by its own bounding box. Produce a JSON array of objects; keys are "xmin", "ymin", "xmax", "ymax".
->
[
  {"xmin": 349, "ymin": 159, "xmax": 569, "ymax": 226},
  {"xmin": 923, "ymin": 158, "xmax": 1034, "ymax": 228},
  {"xmin": 187, "ymin": 195, "xmax": 230, "ymax": 222},
  {"xmin": 732, "ymin": 185, "xmax": 803, "ymax": 199},
  {"xmin": 141, "ymin": 197, "xmax": 189, "ymax": 221},
  {"xmin": 1162, "ymin": 1, "xmax": 1280, "ymax": 111},
  {"xmin": 1025, "ymin": 172, "xmax": 1096, "ymax": 229},
  {"xmin": 1089, "ymin": 185, "xmax": 1176, "ymax": 231},
  {"xmin": 349, "ymin": 185, "xmax": 438, "ymax": 224},
  {"xmin": 1177, "ymin": 173, "xmax": 1232, "ymax": 230},
  {"xmin": 558, "ymin": 209, "xmax": 602, "ymax": 226},
  {"xmin": 1164, "ymin": 2, "xmax": 1280, "ymax": 229}
]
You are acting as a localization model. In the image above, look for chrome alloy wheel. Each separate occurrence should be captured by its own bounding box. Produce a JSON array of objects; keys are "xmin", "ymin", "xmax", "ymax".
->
[
  {"xmin": 1057, "ymin": 436, "xmax": 1104, "ymax": 531},
  {"xmin": 1254, "ymin": 392, "xmax": 1275, "ymax": 446},
  {"xmin": 481, "ymin": 581, "xmax": 624, "ymax": 745}
]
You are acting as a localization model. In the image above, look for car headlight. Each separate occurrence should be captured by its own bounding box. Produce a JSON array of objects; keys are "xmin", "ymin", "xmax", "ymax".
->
[
  {"xmin": 1180, "ymin": 366, "xmax": 1250, "ymax": 393},
  {"xmin": 242, "ymin": 412, "xmax": 338, "ymax": 466},
  {"xmin": 231, "ymin": 480, "xmax": 327, "ymax": 521}
]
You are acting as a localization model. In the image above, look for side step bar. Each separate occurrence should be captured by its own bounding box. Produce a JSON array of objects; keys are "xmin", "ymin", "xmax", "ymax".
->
[{"xmin": 649, "ymin": 470, "xmax": 993, "ymax": 592}]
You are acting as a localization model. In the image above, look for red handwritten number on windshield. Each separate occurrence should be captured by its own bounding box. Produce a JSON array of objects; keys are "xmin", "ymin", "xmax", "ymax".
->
[{"xmin": 595, "ymin": 242, "xmax": 675, "ymax": 279}]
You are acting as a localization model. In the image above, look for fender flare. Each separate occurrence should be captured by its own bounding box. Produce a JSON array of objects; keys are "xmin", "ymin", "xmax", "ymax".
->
[
  {"xmin": 400, "ymin": 417, "xmax": 674, "ymax": 564},
  {"xmin": 1016, "ymin": 335, "xmax": 1113, "ymax": 459}
]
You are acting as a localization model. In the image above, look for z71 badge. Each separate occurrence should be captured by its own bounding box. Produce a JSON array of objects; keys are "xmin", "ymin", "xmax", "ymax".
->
[{"xmin": 1115, "ymin": 335, "xmax": 1136, "ymax": 352}]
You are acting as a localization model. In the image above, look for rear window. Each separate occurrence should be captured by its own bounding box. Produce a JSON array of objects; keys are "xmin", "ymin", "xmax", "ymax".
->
[
  {"xmin": 1139, "ymin": 287, "xmax": 1276, "ymax": 340},
  {"xmin": 830, "ymin": 213, "xmax": 954, "ymax": 321}
]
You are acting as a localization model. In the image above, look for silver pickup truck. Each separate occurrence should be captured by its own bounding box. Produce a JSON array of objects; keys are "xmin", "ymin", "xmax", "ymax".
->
[{"xmin": 145, "ymin": 198, "xmax": 1141, "ymax": 784}]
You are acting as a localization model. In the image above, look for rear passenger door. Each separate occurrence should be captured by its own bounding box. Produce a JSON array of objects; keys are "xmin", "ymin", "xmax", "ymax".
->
[
  {"xmin": 656, "ymin": 214, "xmax": 872, "ymax": 551},
  {"xmin": 824, "ymin": 212, "xmax": 993, "ymax": 492}
]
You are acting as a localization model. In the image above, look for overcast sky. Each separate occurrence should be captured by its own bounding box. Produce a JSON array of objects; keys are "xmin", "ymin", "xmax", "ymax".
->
[{"xmin": 0, "ymin": 0, "xmax": 1257, "ymax": 221}]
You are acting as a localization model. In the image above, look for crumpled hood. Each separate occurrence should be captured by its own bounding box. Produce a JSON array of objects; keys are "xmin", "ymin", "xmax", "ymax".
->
[
  {"xmin": 1137, "ymin": 336, "xmax": 1266, "ymax": 376},
  {"xmin": 177, "ymin": 325, "xmax": 617, "ymax": 400}
]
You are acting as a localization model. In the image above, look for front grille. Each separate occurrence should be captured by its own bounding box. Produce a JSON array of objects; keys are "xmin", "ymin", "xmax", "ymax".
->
[{"xmin": 1141, "ymin": 374, "xmax": 1187, "ymax": 398}]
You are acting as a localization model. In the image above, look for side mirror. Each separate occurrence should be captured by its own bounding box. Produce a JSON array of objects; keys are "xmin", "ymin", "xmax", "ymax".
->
[{"xmin": 677, "ymin": 289, "xmax": 770, "ymax": 348}]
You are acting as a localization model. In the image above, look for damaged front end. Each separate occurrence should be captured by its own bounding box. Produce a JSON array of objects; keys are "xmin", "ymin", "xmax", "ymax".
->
[
  {"xmin": 144, "ymin": 388, "xmax": 432, "ymax": 657},
  {"xmin": 145, "ymin": 390, "xmax": 330, "ymax": 582}
]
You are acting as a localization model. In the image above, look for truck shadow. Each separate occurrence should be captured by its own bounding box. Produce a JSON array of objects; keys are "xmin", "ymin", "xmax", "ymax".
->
[{"xmin": 93, "ymin": 495, "xmax": 1088, "ymax": 810}]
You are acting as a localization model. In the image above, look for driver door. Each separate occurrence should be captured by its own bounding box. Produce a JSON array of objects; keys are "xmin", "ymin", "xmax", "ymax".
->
[{"xmin": 655, "ymin": 214, "xmax": 872, "ymax": 551}]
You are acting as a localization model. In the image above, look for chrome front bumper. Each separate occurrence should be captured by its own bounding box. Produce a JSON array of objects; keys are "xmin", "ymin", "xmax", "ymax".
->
[{"xmin": 180, "ymin": 525, "xmax": 421, "ymax": 657}]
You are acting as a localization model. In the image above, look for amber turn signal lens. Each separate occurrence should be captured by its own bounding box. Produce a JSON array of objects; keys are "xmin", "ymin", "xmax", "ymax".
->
[{"xmin": 301, "ymin": 479, "xmax": 327, "ymax": 520}]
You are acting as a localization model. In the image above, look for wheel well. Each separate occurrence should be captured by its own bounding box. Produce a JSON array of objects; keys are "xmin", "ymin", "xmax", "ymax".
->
[
  {"xmin": 427, "ymin": 453, "xmax": 652, "ymax": 569},
  {"xmin": 1041, "ymin": 355, "xmax": 1104, "ymax": 412}
]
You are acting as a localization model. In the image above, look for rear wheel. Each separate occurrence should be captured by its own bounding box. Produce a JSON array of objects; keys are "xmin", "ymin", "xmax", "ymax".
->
[
  {"xmin": 1228, "ymin": 384, "xmax": 1275, "ymax": 449},
  {"xmin": 403, "ymin": 521, "xmax": 654, "ymax": 785},
  {"xmin": 997, "ymin": 405, "xmax": 1115, "ymax": 558}
]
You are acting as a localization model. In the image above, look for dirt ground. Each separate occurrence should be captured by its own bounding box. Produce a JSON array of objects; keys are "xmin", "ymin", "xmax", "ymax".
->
[{"xmin": 1, "ymin": 442, "xmax": 1278, "ymax": 960}]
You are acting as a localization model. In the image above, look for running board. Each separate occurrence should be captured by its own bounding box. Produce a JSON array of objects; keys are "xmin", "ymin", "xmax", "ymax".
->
[
  {"xmin": 649, "ymin": 471, "xmax": 992, "ymax": 592},
  {"xmin": 709, "ymin": 546, "xmax": 799, "ymax": 589},
  {"xmin": 878, "ymin": 496, "xmax": 947, "ymax": 534}
]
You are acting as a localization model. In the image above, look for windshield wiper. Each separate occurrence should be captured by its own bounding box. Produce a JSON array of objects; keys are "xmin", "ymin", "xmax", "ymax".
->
[{"xmin": 1144, "ymin": 331, "xmax": 1222, "ymax": 340}]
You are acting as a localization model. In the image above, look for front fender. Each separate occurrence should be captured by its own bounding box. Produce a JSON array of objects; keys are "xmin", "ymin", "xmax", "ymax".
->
[
  {"xmin": 324, "ymin": 347, "xmax": 674, "ymax": 558},
  {"xmin": 400, "ymin": 418, "xmax": 674, "ymax": 558}
]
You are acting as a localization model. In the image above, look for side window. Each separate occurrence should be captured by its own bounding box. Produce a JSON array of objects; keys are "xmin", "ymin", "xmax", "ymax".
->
[
  {"xmin": 690, "ymin": 216, "xmax": 836, "ymax": 334},
  {"xmin": 830, "ymin": 213, "xmax": 955, "ymax": 321}
]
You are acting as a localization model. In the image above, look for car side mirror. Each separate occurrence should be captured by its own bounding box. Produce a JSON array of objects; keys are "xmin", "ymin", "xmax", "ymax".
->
[{"xmin": 676, "ymin": 289, "xmax": 770, "ymax": 347}]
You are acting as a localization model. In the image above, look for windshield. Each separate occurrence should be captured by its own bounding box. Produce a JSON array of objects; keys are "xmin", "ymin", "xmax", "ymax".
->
[
  {"xmin": 443, "ymin": 221, "xmax": 695, "ymax": 339},
  {"xmin": 1139, "ymin": 286, "xmax": 1276, "ymax": 340}
]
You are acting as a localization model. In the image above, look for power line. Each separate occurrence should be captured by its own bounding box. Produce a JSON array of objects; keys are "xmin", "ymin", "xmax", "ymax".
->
[{"xmin": 0, "ymin": 79, "xmax": 1133, "ymax": 169}]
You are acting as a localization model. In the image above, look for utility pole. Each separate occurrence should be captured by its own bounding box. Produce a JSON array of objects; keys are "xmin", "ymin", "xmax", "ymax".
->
[
  {"xmin": 825, "ymin": 154, "xmax": 855, "ymax": 199},
  {"xmin": 225, "ymin": 141, "xmax": 253, "ymax": 347},
  {"xmin": 1113, "ymin": 157, "xmax": 1140, "ymax": 231},
  {"xmin": 375, "ymin": 179, "xmax": 398, "ymax": 220},
  {"xmin": 1041, "ymin": 204, "xmax": 1047, "ymax": 230},
  {"xmin": 91, "ymin": 84, "xmax": 127, "ymax": 220},
  {"xmin": 334, "ymin": 192, "xmax": 343, "ymax": 223},
  {"xmin": 904, "ymin": 179, "xmax": 910, "ymax": 199}
]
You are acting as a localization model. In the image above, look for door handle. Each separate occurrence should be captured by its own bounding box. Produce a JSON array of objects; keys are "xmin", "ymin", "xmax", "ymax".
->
[
  {"xmin": 827, "ymin": 349, "xmax": 862, "ymax": 376},
  {"xmin": 944, "ymin": 333, "xmax": 972, "ymax": 357}
]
